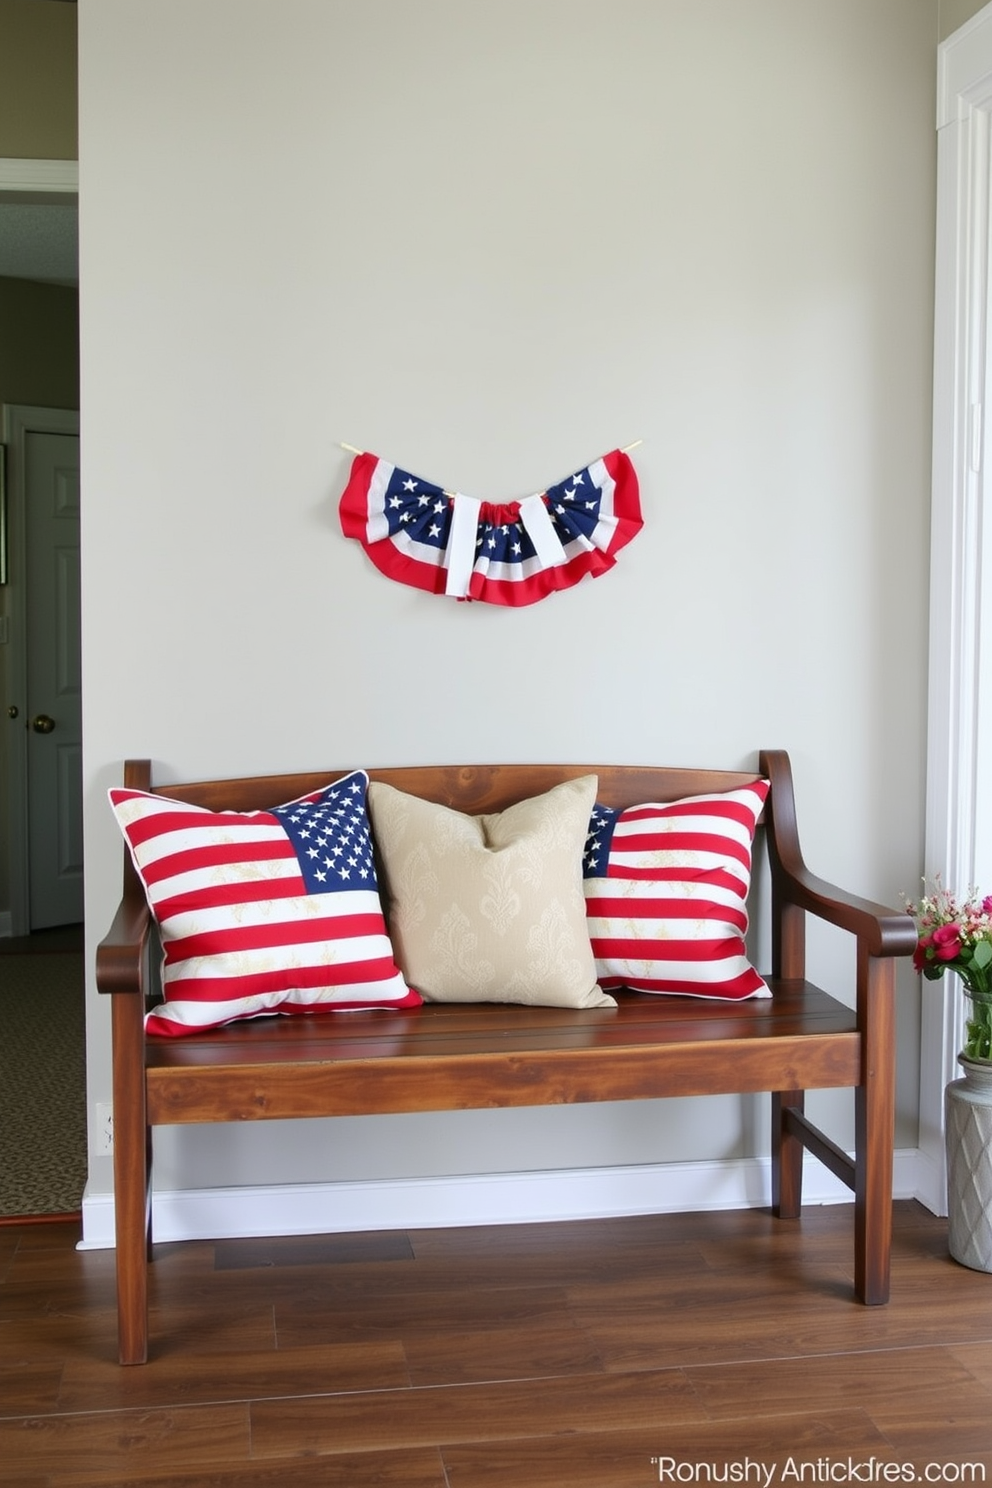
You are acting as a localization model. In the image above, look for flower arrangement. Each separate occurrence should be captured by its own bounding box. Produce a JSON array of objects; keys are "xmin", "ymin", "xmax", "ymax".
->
[{"xmin": 905, "ymin": 882, "xmax": 992, "ymax": 1062}]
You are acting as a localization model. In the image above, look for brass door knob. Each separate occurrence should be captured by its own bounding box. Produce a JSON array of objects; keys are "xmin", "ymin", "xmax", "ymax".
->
[{"xmin": 31, "ymin": 714, "xmax": 56, "ymax": 734}]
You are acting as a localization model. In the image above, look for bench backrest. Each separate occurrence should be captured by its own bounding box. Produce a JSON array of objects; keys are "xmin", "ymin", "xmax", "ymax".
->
[
  {"xmin": 117, "ymin": 759, "xmax": 775, "ymax": 971},
  {"xmin": 123, "ymin": 760, "xmax": 764, "ymax": 816}
]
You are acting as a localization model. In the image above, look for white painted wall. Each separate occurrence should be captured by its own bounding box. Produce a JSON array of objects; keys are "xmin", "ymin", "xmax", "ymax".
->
[{"xmin": 78, "ymin": 0, "xmax": 936, "ymax": 1223}]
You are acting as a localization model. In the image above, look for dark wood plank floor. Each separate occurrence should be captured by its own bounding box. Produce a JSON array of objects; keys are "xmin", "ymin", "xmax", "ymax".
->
[{"xmin": 1, "ymin": 1202, "xmax": 990, "ymax": 1486}]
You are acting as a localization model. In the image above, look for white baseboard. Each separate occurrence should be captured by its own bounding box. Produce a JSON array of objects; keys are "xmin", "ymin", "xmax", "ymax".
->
[{"xmin": 78, "ymin": 1148, "xmax": 924, "ymax": 1250}]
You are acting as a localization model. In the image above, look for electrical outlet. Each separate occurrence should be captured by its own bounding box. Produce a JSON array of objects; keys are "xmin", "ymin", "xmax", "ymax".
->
[{"xmin": 96, "ymin": 1102, "xmax": 114, "ymax": 1155}]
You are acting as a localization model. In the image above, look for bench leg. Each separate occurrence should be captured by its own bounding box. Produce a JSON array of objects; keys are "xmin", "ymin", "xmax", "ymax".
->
[
  {"xmin": 771, "ymin": 1089, "xmax": 805, "ymax": 1219},
  {"xmin": 112, "ymin": 993, "xmax": 151, "ymax": 1364},
  {"xmin": 853, "ymin": 951, "xmax": 895, "ymax": 1305}
]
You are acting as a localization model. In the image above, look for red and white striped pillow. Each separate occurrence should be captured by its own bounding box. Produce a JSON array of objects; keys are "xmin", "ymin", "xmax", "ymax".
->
[
  {"xmin": 109, "ymin": 771, "xmax": 420, "ymax": 1036},
  {"xmin": 582, "ymin": 782, "xmax": 770, "ymax": 1000}
]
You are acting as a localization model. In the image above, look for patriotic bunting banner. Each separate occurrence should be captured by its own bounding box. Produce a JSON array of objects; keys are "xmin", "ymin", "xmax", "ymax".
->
[{"xmin": 338, "ymin": 448, "xmax": 642, "ymax": 607}]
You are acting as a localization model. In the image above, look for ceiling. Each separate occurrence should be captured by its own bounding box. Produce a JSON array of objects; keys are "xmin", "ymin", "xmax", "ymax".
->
[{"xmin": 0, "ymin": 199, "xmax": 78, "ymax": 287}]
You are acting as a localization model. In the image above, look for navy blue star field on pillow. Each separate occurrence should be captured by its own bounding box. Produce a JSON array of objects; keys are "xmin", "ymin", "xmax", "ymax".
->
[
  {"xmin": 583, "ymin": 803, "xmax": 619, "ymax": 878},
  {"xmin": 272, "ymin": 775, "xmax": 378, "ymax": 895}
]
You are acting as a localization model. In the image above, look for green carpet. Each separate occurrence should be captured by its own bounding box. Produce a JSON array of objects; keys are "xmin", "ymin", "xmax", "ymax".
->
[{"xmin": 0, "ymin": 951, "xmax": 87, "ymax": 1216}]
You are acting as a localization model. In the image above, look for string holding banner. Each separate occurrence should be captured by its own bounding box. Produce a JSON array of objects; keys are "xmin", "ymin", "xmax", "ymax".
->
[{"xmin": 337, "ymin": 445, "xmax": 643, "ymax": 608}]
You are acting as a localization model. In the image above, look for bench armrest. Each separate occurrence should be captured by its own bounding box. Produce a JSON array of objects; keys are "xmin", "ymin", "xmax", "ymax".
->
[
  {"xmin": 759, "ymin": 749, "xmax": 917, "ymax": 960},
  {"xmin": 772, "ymin": 862, "xmax": 917, "ymax": 958},
  {"xmin": 96, "ymin": 891, "xmax": 154, "ymax": 997}
]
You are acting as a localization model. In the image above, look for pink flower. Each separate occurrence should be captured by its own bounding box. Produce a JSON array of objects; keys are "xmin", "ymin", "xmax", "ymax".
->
[
  {"xmin": 982, "ymin": 895, "xmax": 992, "ymax": 915},
  {"xmin": 932, "ymin": 923, "xmax": 963, "ymax": 961},
  {"xmin": 913, "ymin": 936, "xmax": 932, "ymax": 972}
]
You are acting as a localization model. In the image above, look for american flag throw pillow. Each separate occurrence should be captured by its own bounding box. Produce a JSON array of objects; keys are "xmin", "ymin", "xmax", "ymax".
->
[
  {"xmin": 582, "ymin": 782, "xmax": 770, "ymax": 1000},
  {"xmin": 109, "ymin": 771, "xmax": 420, "ymax": 1036}
]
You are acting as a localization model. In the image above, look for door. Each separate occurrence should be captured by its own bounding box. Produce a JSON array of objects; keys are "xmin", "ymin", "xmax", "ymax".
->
[{"xmin": 25, "ymin": 430, "xmax": 83, "ymax": 928}]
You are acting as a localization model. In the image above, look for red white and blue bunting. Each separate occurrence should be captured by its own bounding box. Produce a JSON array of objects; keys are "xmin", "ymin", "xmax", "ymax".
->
[{"xmin": 338, "ymin": 446, "xmax": 642, "ymax": 607}]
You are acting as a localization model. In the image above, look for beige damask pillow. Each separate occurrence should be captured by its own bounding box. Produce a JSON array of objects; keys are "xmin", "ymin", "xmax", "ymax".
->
[{"xmin": 367, "ymin": 775, "xmax": 614, "ymax": 1008}]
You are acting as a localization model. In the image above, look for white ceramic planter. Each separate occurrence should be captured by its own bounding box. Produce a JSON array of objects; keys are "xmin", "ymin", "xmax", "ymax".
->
[{"xmin": 945, "ymin": 1055, "xmax": 992, "ymax": 1272}]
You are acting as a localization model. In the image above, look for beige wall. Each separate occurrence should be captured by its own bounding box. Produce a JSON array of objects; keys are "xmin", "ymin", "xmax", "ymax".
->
[
  {"xmin": 78, "ymin": 0, "xmax": 937, "ymax": 1217},
  {"xmin": 939, "ymin": 0, "xmax": 989, "ymax": 40},
  {"xmin": 0, "ymin": 0, "xmax": 77, "ymax": 159}
]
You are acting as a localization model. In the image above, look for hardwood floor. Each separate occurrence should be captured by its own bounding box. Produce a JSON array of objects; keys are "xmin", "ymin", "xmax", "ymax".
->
[{"xmin": 1, "ymin": 1202, "xmax": 990, "ymax": 1486}]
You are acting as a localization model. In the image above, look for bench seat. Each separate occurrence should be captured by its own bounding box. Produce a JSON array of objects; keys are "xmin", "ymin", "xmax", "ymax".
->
[{"xmin": 140, "ymin": 985, "xmax": 860, "ymax": 1122}]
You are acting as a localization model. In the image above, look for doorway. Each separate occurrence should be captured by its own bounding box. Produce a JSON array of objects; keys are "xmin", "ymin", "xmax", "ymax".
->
[{"xmin": 2, "ymin": 403, "xmax": 82, "ymax": 937}]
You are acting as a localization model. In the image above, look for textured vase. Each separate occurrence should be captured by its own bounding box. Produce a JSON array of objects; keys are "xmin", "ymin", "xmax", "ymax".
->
[{"xmin": 945, "ymin": 1055, "xmax": 992, "ymax": 1272}]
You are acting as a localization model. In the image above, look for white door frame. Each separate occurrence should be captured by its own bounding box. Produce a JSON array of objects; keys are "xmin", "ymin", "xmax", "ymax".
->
[
  {"xmin": 2, "ymin": 403, "xmax": 80, "ymax": 938},
  {"xmin": 921, "ymin": 9, "xmax": 992, "ymax": 1213}
]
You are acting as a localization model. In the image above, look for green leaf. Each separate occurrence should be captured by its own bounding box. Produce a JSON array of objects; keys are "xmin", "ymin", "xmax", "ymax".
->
[{"xmin": 972, "ymin": 939, "xmax": 992, "ymax": 969}]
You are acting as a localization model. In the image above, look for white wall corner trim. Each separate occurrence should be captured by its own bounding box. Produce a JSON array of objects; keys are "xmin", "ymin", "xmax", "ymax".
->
[
  {"xmin": 939, "ymin": 4, "xmax": 992, "ymax": 126},
  {"xmin": 78, "ymin": 1150, "xmax": 923, "ymax": 1251},
  {"xmin": 925, "ymin": 7, "xmax": 992, "ymax": 1216}
]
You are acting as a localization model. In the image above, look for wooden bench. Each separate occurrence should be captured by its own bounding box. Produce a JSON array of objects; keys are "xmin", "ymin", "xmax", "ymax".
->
[{"xmin": 96, "ymin": 750, "xmax": 918, "ymax": 1364}]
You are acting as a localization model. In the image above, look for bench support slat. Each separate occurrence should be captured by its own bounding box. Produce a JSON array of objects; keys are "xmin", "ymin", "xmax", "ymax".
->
[
  {"xmin": 772, "ymin": 1088, "xmax": 806, "ymax": 1219},
  {"xmin": 781, "ymin": 1103, "xmax": 857, "ymax": 1192},
  {"xmin": 854, "ymin": 948, "xmax": 897, "ymax": 1306},
  {"xmin": 111, "ymin": 985, "xmax": 151, "ymax": 1365}
]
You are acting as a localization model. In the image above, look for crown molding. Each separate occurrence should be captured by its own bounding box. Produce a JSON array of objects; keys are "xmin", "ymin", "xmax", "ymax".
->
[{"xmin": 0, "ymin": 157, "xmax": 78, "ymax": 202}]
